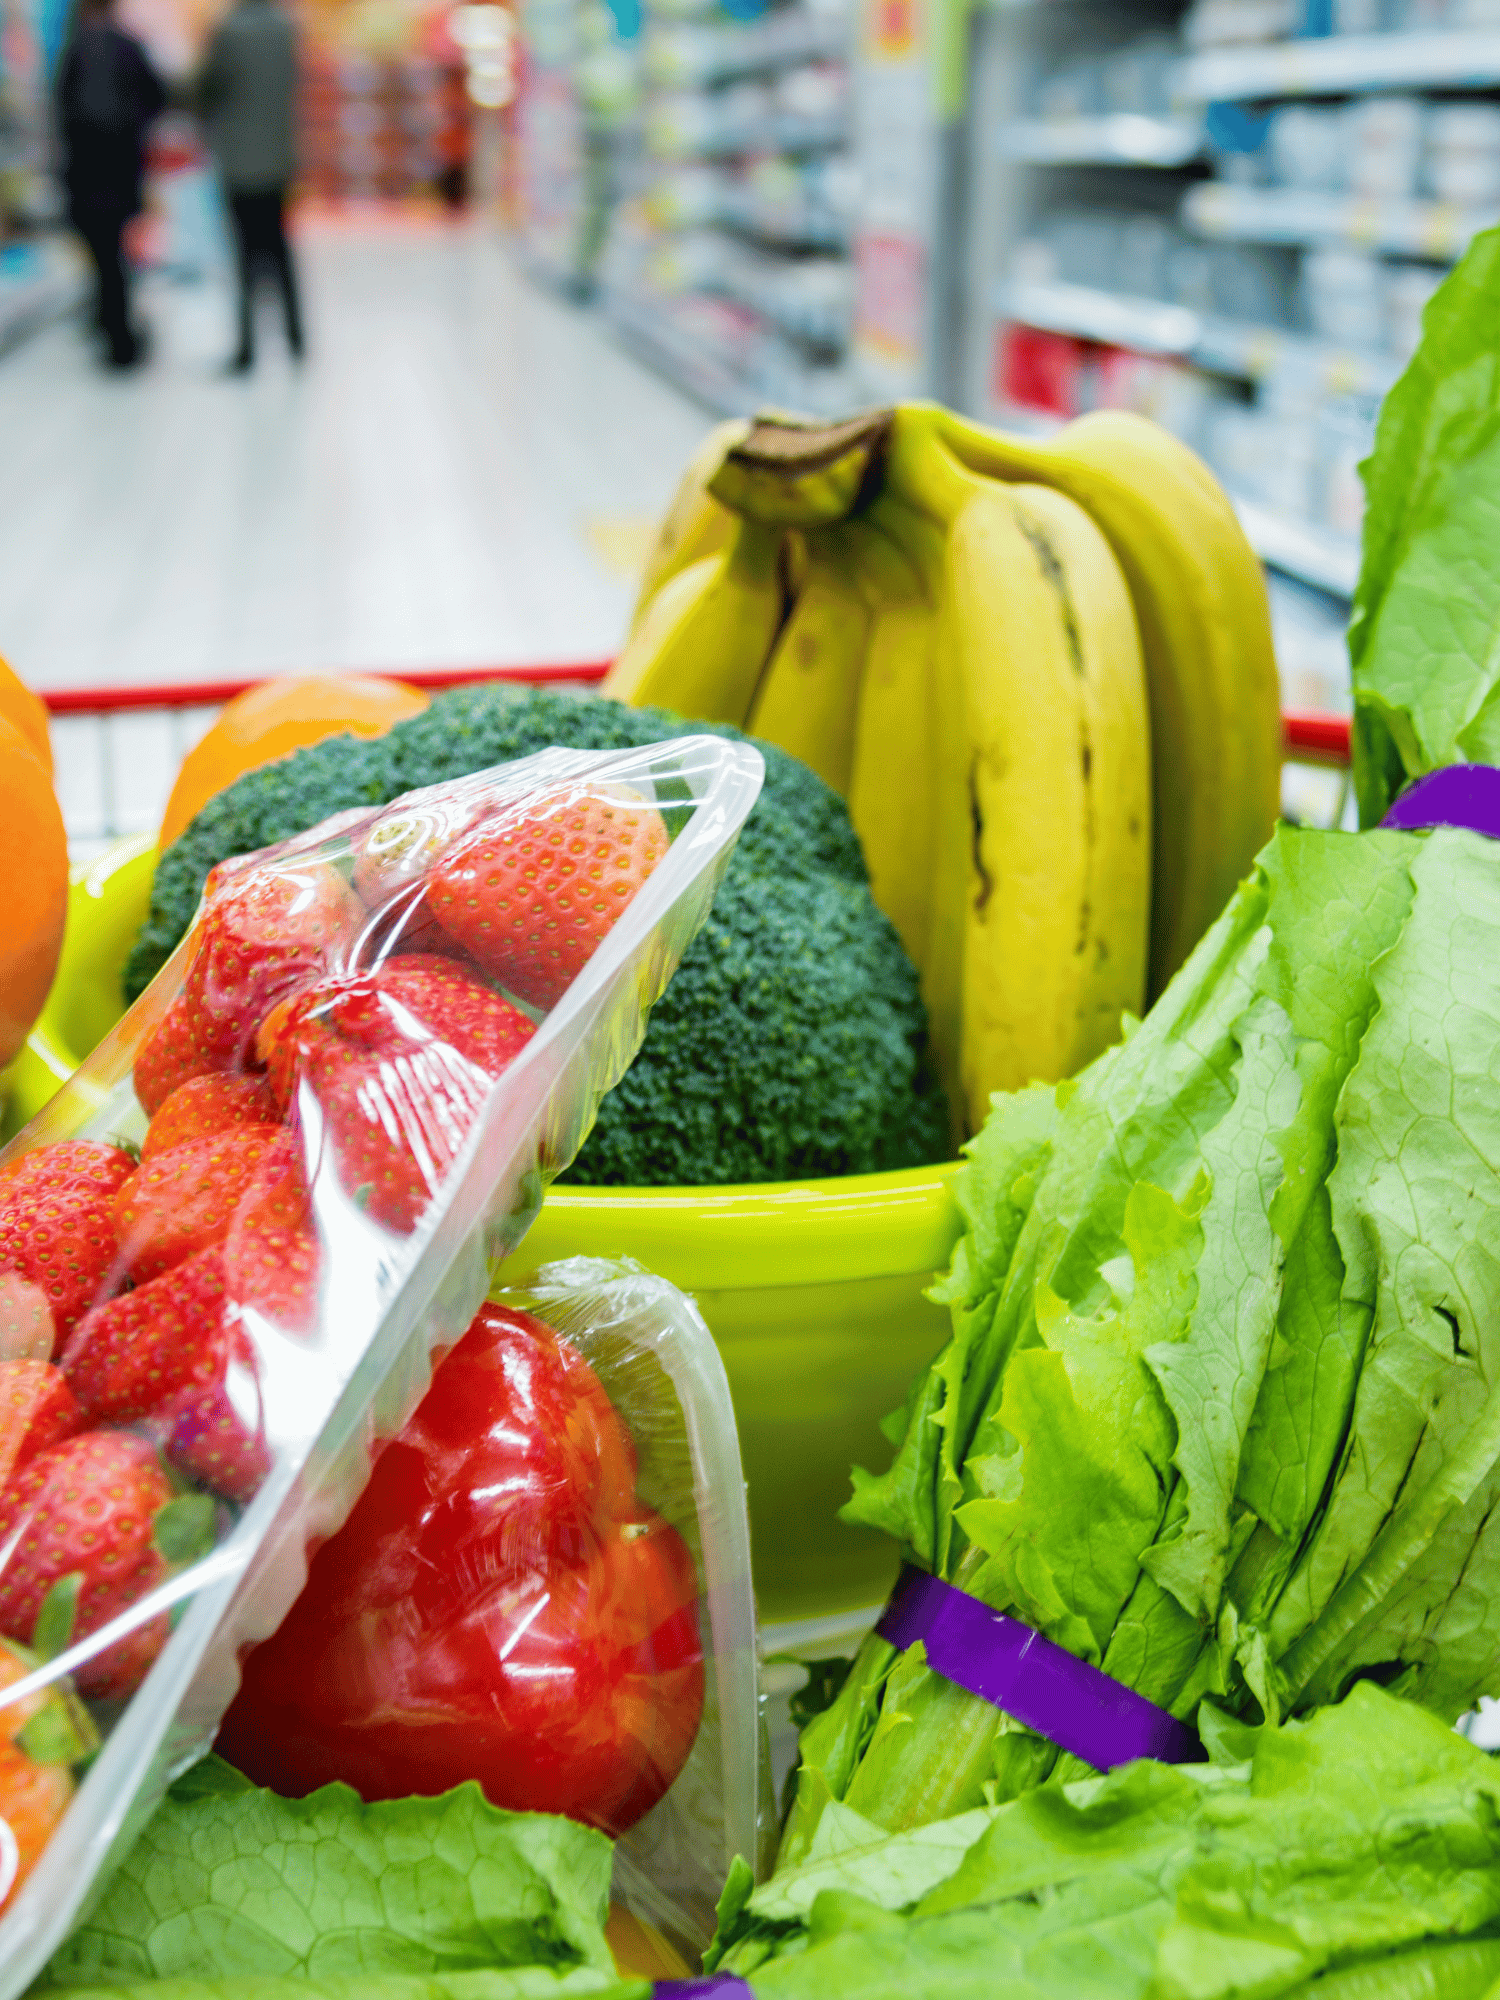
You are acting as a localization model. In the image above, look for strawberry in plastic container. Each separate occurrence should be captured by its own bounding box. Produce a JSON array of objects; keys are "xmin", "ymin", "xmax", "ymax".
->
[
  {"xmin": 0, "ymin": 770, "xmax": 675, "ymax": 1726},
  {"xmin": 218, "ymin": 1301, "xmax": 706, "ymax": 1834}
]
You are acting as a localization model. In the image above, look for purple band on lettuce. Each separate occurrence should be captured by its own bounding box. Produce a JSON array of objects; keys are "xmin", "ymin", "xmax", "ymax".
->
[
  {"xmin": 875, "ymin": 1564, "xmax": 1202, "ymax": 1772},
  {"xmin": 1381, "ymin": 765, "xmax": 1500, "ymax": 838},
  {"xmin": 654, "ymin": 1981, "xmax": 752, "ymax": 1996}
]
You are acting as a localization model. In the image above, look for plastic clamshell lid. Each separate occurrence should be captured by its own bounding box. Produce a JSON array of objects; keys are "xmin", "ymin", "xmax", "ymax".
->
[{"xmin": 0, "ymin": 733, "xmax": 765, "ymax": 1996}]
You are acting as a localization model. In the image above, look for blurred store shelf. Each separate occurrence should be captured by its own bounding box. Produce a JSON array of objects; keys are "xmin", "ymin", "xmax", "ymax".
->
[
  {"xmin": 1175, "ymin": 30, "xmax": 1500, "ymax": 103},
  {"xmin": 0, "ymin": 238, "xmax": 86, "ymax": 358},
  {"xmin": 998, "ymin": 278, "xmax": 1403, "ymax": 396},
  {"xmin": 996, "ymin": 392, "xmax": 1358, "ymax": 599},
  {"xmin": 646, "ymin": 10, "xmax": 849, "ymax": 87},
  {"xmin": 717, "ymin": 194, "xmax": 849, "ymax": 251},
  {"xmin": 1231, "ymin": 495, "xmax": 1360, "ymax": 599},
  {"xmin": 996, "ymin": 115, "xmax": 1204, "ymax": 167},
  {"xmin": 646, "ymin": 109, "xmax": 848, "ymax": 161},
  {"xmin": 1183, "ymin": 182, "xmax": 1491, "ymax": 259},
  {"xmin": 608, "ymin": 289, "xmax": 749, "ymax": 412}
]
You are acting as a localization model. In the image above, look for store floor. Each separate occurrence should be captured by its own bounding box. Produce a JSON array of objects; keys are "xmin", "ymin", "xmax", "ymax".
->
[{"xmin": 0, "ymin": 212, "xmax": 709, "ymax": 697}]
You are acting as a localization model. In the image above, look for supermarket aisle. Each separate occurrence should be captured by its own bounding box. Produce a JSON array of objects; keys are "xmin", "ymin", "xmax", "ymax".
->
[{"xmin": 0, "ymin": 215, "xmax": 709, "ymax": 694}]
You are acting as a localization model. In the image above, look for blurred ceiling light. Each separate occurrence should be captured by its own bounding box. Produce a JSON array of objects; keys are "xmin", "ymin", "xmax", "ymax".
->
[
  {"xmin": 450, "ymin": 3, "xmax": 514, "ymax": 105},
  {"xmin": 468, "ymin": 70, "xmax": 512, "ymax": 105},
  {"xmin": 449, "ymin": 4, "xmax": 512, "ymax": 50}
]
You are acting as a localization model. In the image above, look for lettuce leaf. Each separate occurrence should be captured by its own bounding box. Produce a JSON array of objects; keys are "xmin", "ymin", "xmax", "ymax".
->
[
  {"xmin": 788, "ymin": 825, "xmax": 1429, "ymax": 1845},
  {"xmin": 1349, "ymin": 226, "xmax": 1500, "ymax": 823},
  {"xmin": 41, "ymin": 1976, "xmax": 637, "ymax": 2000},
  {"xmin": 1274, "ymin": 827, "xmax": 1500, "ymax": 1715},
  {"xmin": 731, "ymin": 1688, "xmax": 1500, "ymax": 1999},
  {"xmin": 38, "ymin": 1766, "xmax": 616, "ymax": 1991}
]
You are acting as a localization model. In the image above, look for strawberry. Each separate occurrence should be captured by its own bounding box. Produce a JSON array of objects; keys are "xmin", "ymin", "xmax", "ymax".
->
[
  {"xmin": 0, "ymin": 1431, "xmax": 199, "ymax": 1698},
  {"xmin": 0, "ymin": 1142, "xmax": 137, "ymax": 1200},
  {"xmin": 141, "ymin": 1073, "xmax": 280, "ymax": 1163},
  {"xmin": 426, "ymin": 785, "xmax": 669, "ymax": 1009},
  {"xmin": 0, "ymin": 1275, "xmax": 53, "ymax": 1363},
  {"xmin": 113, "ymin": 1129, "xmax": 282, "ymax": 1283},
  {"xmin": 133, "ymin": 861, "xmax": 363, "ymax": 1114},
  {"xmin": 223, "ymin": 1137, "xmax": 320, "ymax": 1334},
  {"xmin": 351, "ymin": 800, "xmax": 488, "ymax": 964},
  {"xmin": 0, "ymin": 1361, "xmax": 84, "ymax": 1493},
  {"xmin": 352, "ymin": 792, "xmax": 480, "ymax": 912},
  {"xmin": 257, "ymin": 956, "xmax": 535, "ymax": 1231},
  {"xmin": 0, "ymin": 1145, "xmax": 138, "ymax": 1344},
  {"xmin": 158, "ymin": 1378, "xmax": 270, "ymax": 1504},
  {"xmin": 61, "ymin": 1247, "xmax": 228, "ymax": 1424}
]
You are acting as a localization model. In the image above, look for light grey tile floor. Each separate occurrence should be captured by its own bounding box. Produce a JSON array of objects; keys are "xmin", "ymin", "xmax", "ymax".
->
[{"xmin": 0, "ymin": 215, "xmax": 708, "ymax": 698}]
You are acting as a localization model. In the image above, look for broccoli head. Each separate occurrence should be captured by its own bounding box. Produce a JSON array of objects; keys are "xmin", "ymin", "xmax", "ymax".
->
[
  {"xmin": 567, "ymin": 869, "xmax": 950, "ymax": 1185},
  {"xmin": 124, "ymin": 685, "xmax": 949, "ymax": 1185}
]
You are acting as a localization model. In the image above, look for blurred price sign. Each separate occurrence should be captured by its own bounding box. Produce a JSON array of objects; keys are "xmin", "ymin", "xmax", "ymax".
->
[{"xmin": 867, "ymin": 0, "xmax": 915, "ymax": 60}]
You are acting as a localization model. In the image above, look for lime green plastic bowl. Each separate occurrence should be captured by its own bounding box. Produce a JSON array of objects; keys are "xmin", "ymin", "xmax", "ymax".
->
[{"xmin": 6, "ymin": 838, "xmax": 963, "ymax": 1625}]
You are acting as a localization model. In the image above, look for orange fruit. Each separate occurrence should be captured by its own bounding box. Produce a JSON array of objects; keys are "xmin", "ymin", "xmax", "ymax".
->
[
  {"xmin": 0, "ymin": 1640, "xmax": 83, "ymax": 1912},
  {"xmin": 0, "ymin": 717, "xmax": 66, "ymax": 1071},
  {"xmin": 159, "ymin": 674, "xmax": 430, "ymax": 850},
  {"xmin": 0, "ymin": 656, "xmax": 49, "ymax": 781}
]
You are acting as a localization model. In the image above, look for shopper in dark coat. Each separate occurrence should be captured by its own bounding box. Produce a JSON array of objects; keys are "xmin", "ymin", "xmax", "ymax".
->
[
  {"xmin": 56, "ymin": 0, "xmax": 165, "ymax": 369},
  {"xmin": 198, "ymin": 0, "xmax": 303, "ymax": 371}
]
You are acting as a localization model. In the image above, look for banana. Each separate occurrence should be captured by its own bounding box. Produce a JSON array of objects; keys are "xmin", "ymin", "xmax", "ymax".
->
[
  {"xmin": 629, "ymin": 417, "xmax": 751, "ymax": 637},
  {"xmin": 924, "ymin": 404, "xmax": 1280, "ymax": 998},
  {"xmin": 885, "ymin": 411, "xmax": 1152, "ymax": 1136},
  {"xmin": 603, "ymin": 515, "xmax": 786, "ymax": 723},
  {"xmin": 845, "ymin": 494, "xmax": 943, "ymax": 979},
  {"xmin": 747, "ymin": 526, "xmax": 874, "ymax": 794}
]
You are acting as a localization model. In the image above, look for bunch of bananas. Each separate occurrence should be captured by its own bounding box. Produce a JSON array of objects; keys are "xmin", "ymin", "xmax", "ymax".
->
[{"xmin": 605, "ymin": 404, "xmax": 1281, "ymax": 1142}]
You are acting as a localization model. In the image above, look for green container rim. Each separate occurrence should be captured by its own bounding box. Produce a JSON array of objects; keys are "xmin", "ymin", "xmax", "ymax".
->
[{"xmin": 527, "ymin": 1163, "xmax": 965, "ymax": 1289}]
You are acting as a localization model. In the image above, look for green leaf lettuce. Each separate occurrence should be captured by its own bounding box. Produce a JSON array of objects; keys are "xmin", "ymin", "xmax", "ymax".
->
[
  {"xmin": 786, "ymin": 819, "xmax": 1500, "ymax": 1851},
  {"xmin": 37, "ymin": 1761, "xmax": 618, "ymax": 1992},
  {"xmin": 728, "ymin": 1687, "xmax": 1500, "ymax": 2000},
  {"xmin": 1349, "ymin": 224, "xmax": 1500, "ymax": 823}
]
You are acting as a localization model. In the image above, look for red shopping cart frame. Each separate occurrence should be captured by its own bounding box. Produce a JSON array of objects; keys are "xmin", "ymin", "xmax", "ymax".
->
[
  {"xmin": 39, "ymin": 660, "xmax": 613, "ymax": 716},
  {"xmin": 1282, "ymin": 711, "xmax": 1352, "ymax": 768},
  {"xmin": 40, "ymin": 671, "xmax": 1355, "ymax": 772}
]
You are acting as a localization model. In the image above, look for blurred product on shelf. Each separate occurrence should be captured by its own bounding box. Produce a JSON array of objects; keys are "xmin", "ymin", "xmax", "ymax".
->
[
  {"xmin": 1183, "ymin": 0, "xmax": 1296, "ymax": 41},
  {"xmin": 1186, "ymin": 0, "xmax": 1500, "ymax": 36},
  {"xmin": 300, "ymin": 49, "xmax": 471, "ymax": 204},
  {"xmin": 514, "ymin": 0, "xmax": 639, "ymax": 294},
  {"xmin": 591, "ymin": 0, "xmax": 856, "ymax": 409},
  {"xmin": 971, "ymin": 0, "xmax": 1500, "ymax": 659}
]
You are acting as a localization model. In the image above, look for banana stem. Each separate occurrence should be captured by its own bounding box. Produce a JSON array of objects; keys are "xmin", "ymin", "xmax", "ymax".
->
[
  {"xmin": 884, "ymin": 408, "xmax": 985, "ymax": 528},
  {"xmin": 930, "ymin": 406, "xmax": 1048, "ymax": 485}
]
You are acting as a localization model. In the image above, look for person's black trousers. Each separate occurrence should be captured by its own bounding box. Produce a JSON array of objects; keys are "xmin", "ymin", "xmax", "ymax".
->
[
  {"xmin": 227, "ymin": 185, "xmax": 303, "ymax": 366},
  {"xmin": 75, "ymin": 205, "xmax": 135, "ymax": 365}
]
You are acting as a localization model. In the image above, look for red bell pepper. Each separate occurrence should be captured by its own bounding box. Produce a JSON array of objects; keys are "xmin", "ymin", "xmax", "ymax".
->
[{"xmin": 218, "ymin": 1303, "xmax": 704, "ymax": 1832}]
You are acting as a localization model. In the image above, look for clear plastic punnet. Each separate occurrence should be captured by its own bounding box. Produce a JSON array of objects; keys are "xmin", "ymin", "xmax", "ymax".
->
[
  {"xmin": 0, "ymin": 734, "xmax": 763, "ymax": 1993},
  {"xmin": 218, "ymin": 1256, "xmax": 768, "ymax": 1964}
]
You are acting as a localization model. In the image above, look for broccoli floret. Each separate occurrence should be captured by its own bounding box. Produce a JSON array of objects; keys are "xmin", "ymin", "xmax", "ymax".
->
[
  {"xmin": 123, "ymin": 685, "xmax": 949, "ymax": 1184},
  {"xmin": 566, "ymin": 870, "xmax": 950, "ymax": 1186}
]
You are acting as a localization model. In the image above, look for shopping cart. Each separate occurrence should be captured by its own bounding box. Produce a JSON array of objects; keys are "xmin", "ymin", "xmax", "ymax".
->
[
  {"xmin": 44, "ymin": 660, "xmax": 613, "ymax": 859},
  {"xmin": 43, "ymin": 669, "xmax": 1355, "ymax": 857}
]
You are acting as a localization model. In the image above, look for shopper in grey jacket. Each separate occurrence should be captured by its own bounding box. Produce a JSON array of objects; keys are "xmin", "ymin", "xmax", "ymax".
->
[{"xmin": 198, "ymin": 0, "xmax": 303, "ymax": 371}]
